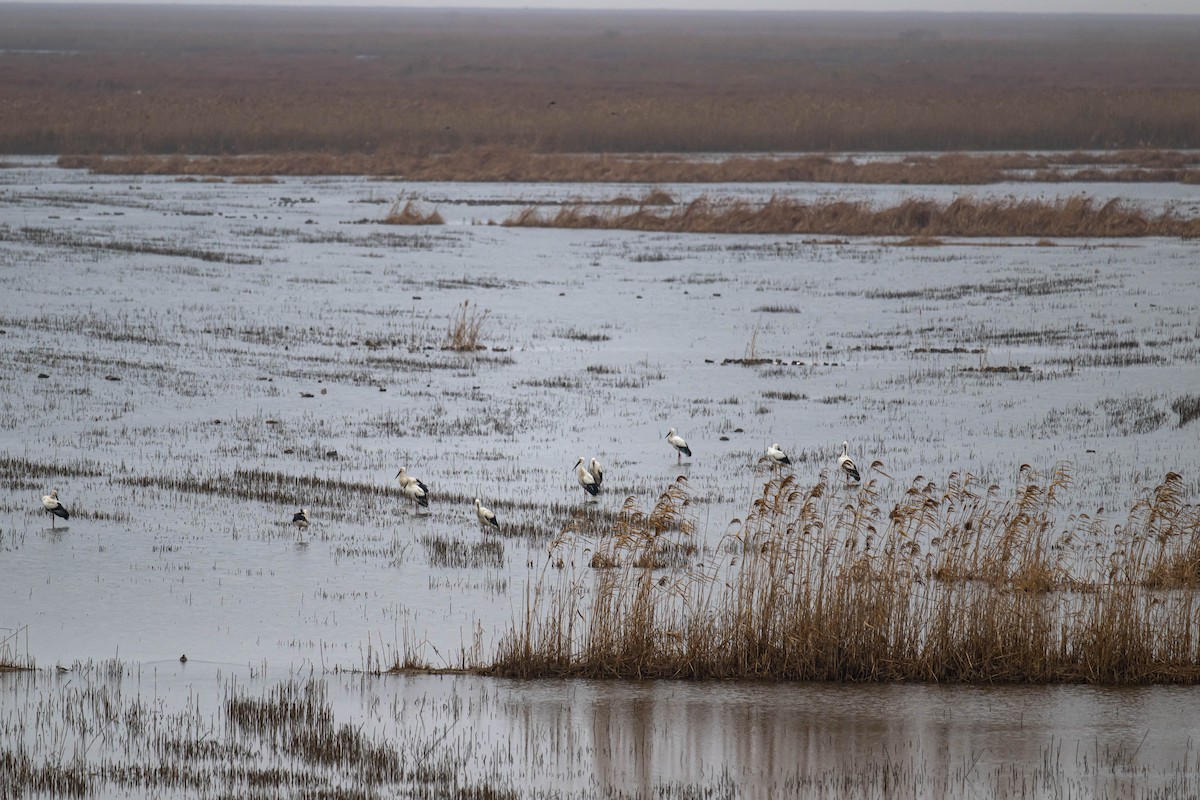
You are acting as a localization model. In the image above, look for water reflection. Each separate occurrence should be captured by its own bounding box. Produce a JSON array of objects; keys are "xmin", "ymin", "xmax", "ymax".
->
[
  {"xmin": 487, "ymin": 679, "xmax": 1200, "ymax": 798},
  {"xmin": 2, "ymin": 665, "xmax": 1198, "ymax": 799}
]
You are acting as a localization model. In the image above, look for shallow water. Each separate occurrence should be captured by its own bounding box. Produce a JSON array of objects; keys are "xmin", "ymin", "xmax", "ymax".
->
[
  {"xmin": 2, "ymin": 156, "xmax": 1199, "ymax": 796},
  {"xmin": 4, "ymin": 662, "xmax": 1200, "ymax": 799},
  {"xmin": 2, "ymin": 157, "xmax": 1197, "ymax": 667}
]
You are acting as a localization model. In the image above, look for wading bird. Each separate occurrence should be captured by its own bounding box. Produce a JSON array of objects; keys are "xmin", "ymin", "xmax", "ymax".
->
[
  {"xmin": 666, "ymin": 428, "xmax": 692, "ymax": 463},
  {"xmin": 292, "ymin": 508, "xmax": 310, "ymax": 532},
  {"xmin": 767, "ymin": 443, "xmax": 792, "ymax": 467},
  {"xmin": 588, "ymin": 457, "xmax": 604, "ymax": 489},
  {"xmin": 475, "ymin": 498, "xmax": 499, "ymax": 533},
  {"xmin": 838, "ymin": 441, "xmax": 861, "ymax": 484},
  {"xmin": 574, "ymin": 457, "xmax": 600, "ymax": 498},
  {"xmin": 396, "ymin": 467, "xmax": 430, "ymax": 513},
  {"xmin": 42, "ymin": 489, "xmax": 70, "ymax": 528}
]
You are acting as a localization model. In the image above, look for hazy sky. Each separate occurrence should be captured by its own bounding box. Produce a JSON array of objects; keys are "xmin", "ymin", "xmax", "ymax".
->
[{"xmin": 1, "ymin": 0, "xmax": 1195, "ymax": 12}]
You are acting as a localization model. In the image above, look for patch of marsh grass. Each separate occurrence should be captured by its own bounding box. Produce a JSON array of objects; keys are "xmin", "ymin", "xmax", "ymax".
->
[
  {"xmin": 420, "ymin": 534, "xmax": 505, "ymax": 569},
  {"xmin": 444, "ymin": 300, "xmax": 489, "ymax": 351},
  {"xmin": 493, "ymin": 468, "xmax": 1200, "ymax": 683}
]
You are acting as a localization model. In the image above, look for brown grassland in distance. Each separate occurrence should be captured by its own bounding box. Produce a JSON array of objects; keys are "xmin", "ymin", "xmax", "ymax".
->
[{"xmin": 3, "ymin": 5, "xmax": 1200, "ymax": 158}]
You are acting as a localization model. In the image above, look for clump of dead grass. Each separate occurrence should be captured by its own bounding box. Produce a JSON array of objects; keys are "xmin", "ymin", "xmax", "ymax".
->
[
  {"xmin": 492, "ymin": 466, "xmax": 1200, "ymax": 684},
  {"xmin": 1171, "ymin": 395, "xmax": 1200, "ymax": 428},
  {"xmin": 383, "ymin": 198, "xmax": 444, "ymax": 225},
  {"xmin": 444, "ymin": 299, "xmax": 489, "ymax": 351}
]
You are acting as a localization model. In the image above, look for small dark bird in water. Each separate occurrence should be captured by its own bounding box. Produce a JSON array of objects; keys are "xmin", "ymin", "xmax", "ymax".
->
[
  {"xmin": 179, "ymin": 654, "xmax": 187, "ymax": 663},
  {"xmin": 293, "ymin": 508, "xmax": 310, "ymax": 530}
]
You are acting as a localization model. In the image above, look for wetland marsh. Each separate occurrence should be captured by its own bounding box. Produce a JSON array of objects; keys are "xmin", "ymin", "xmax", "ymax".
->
[{"xmin": 3, "ymin": 156, "xmax": 1200, "ymax": 797}]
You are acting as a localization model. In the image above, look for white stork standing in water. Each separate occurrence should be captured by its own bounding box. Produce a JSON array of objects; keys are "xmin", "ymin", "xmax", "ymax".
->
[
  {"xmin": 42, "ymin": 489, "xmax": 70, "ymax": 528},
  {"xmin": 574, "ymin": 457, "xmax": 600, "ymax": 498},
  {"xmin": 838, "ymin": 441, "xmax": 862, "ymax": 484},
  {"xmin": 767, "ymin": 443, "xmax": 792, "ymax": 467},
  {"xmin": 292, "ymin": 508, "xmax": 310, "ymax": 533},
  {"xmin": 396, "ymin": 467, "xmax": 430, "ymax": 513},
  {"xmin": 475, "ymin": 498, "xmax": 500, "ymax": 533},
  {"xmin": 665, "ymin": 428, "xmax": 692, "ymax": 463},
  {"xmin": 588, "ymin": 458, "xmax": 604, "ymax": 489}
]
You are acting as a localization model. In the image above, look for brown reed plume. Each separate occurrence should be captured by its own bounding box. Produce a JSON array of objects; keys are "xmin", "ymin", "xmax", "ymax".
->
[{"xmin": 491, "ymin": 465, "xmax": 1200, "ymax": 684}]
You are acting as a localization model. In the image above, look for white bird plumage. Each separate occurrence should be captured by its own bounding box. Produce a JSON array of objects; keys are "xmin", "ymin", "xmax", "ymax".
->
[
  {"xmin": 574, "ymin": 456, "xmax": 600, "ymax": 497},
  {"xmin": 767, "ymin": 442, "xmax": 791, "ymax": 467},
  {"xmin": 475, "ymin": 498, "xmax": 499, "ymax": 532},
  {"xmin": 665, "ymin": 427, "xmax": 692, "ymax": 463},
  {"xmin": 396, "ymin": 467, "xmax": 430, "ymax": 512},
  {"xmin": 588, "ymin": 457, "xmax": 604, "ymax": 489},
  {"xmin": 838, "ymin": 441, "xmax": 861, "ymax": 483},
  {"xmin": 42, "ymin": 489, "xmax": 70, "ymax": 528}
]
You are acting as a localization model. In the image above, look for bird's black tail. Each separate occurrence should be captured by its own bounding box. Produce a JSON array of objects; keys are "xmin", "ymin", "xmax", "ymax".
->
[
  {"xmin": 416, "ymin": 495, "xmax": 430, "ymax": 508},
  {"xmin": 585, "ymin": 483, "xmax": 600, "ymax": 496},
  {"xmin": 53, "ymin": 507, "xmax": 69, "ymax": 520},
  {"xmin": 682, "ymin": 445, "xmax": 693, "ymax": 457}
]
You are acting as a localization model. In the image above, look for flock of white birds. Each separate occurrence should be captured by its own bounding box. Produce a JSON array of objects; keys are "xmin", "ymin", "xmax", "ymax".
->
[{"xmin": 40, "ymin": 434, "xmax": 862, "ymax": 537}]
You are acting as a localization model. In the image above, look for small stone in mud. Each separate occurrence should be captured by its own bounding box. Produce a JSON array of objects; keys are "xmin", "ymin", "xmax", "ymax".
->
[
  {"xmin": 719, "ymin": 436, "xmax": 730, "ymax": 441},
  {"xmin": 104, "ymin": 375, "xmax": 121, "ymax": 381},
  {"xmin": 37, "ymin": 373, "xmax": 49, "ymax": 379},
  {"xmin": 300, "ymin": 392, "xmax": 315, "ymax": 398}
]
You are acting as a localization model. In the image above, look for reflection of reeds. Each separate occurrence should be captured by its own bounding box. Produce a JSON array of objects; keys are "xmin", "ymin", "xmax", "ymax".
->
[
  {"xmin": 493, "ymin": 467, "xmax": 1200, "ymax": 683},
  {"xmin": 503, "ymin": 195, "xmax": 1200, "ymax": 238}
]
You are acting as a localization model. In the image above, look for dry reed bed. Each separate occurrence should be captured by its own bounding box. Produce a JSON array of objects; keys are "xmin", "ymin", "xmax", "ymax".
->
[
  {"xmin": 58, "ymin": 148, "xmax": 1200, "ymax": 183},
  {"xmin": 503, "ymin": 195, "xmax": 1200, "ymax": 238},
  {"xmin": 493, "ymin": 468, "xmax": 1200, "ymax": 684}
]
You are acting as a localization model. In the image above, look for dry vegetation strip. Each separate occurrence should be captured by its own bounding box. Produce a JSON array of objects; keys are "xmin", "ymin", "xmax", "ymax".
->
[
  {"xmin": 492, "ymin": 469, "xmax": 1200, "ymax": 684},
  {"xmin": 502, "ymin": 194, "xmax": 1200, "ymax": 238},
  {"xmin": 56, "ymin": 149, "xmax": 1200, "ymax": 183},
  {"xmin": 4, "ymin": 7, "xmax": 1200, "ymax": 155}
]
